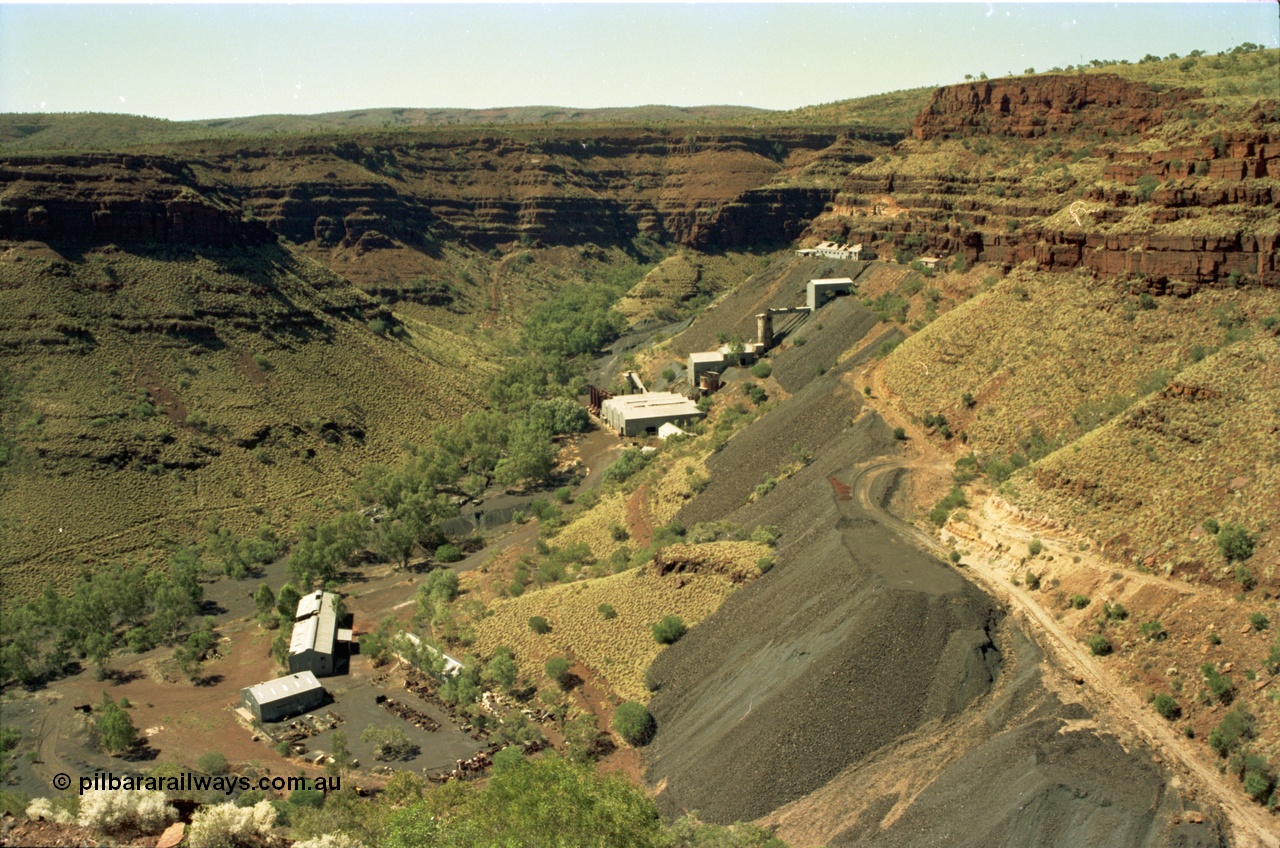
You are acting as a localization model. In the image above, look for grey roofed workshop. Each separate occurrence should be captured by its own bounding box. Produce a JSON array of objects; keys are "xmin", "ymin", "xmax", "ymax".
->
[{"xmin": 240, "ymin": 671, "xmax": 326, "ymax": 723}]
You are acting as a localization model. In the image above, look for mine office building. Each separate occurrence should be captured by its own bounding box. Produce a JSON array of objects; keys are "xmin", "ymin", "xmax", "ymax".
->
[{"xmin": 241, "ymin": 671, "xmax": 326, "ymax": 723}]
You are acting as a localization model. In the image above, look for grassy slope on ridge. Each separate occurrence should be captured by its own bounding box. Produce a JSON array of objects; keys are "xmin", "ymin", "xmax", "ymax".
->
[
  {"xmin": 0, "ymin": 243, "xmax": 488, "ymax": 598},
  {"xmin": 1015, "ymin": 336, "xmax": 1279, "ymax": 580}
]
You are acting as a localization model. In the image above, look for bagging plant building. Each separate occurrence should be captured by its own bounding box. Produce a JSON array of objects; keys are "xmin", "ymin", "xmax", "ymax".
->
[
  {"xmin": 600, "ymin": 391, "xmax": 705, "ymax": 437},
  {"xmin": 288, "ymin": 590, "xmax": 354, "ymax": 678},
  {"xmin": 240, "ymin": 671, "xmax": 325, "ymax": 723}
]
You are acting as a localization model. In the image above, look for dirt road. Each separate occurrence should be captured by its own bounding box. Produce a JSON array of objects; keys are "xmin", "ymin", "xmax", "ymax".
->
[{"xmin": 855, "ymin": 368, "xmax": 1279, "ymax": 848}]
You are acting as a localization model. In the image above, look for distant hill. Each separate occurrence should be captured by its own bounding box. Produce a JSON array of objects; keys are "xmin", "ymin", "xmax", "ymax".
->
[{"xmin": 0, "ymin": 104, "xmax": 777, "ymax": 153}]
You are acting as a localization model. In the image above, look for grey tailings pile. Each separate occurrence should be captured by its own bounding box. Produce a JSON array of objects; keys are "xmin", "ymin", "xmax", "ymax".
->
[{"xmin": 645, "ymin": 313, "xmax": 1221, "ymax": 846}]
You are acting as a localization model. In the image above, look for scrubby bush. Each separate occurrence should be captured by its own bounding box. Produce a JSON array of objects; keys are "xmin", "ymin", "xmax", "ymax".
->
[
  {"xmin": 613, "ymin": 702, "xmax": 656, "ymax": 746},
  {"xmin": 1087, "ymin": 634, "xmax": 1112, "ymax": 656},
  {"xmin": 361, "ymin": 725, "xmax": 417, "ymax": 761},
  {"xmin": 1242, "ymin": 769, "xmax": 1274, "ymax": 804},
  {"xmin": 1217, "ymin": 523, "xmax": 1256, "ymax": 562},
  {"xmin": 1070, "ymin": 594, "xmax": 1090, "ymax": 609},
  {"xmin": 292, "ymin": 835, "xmax": 367, "ymax": 848},
  {"xmin": 929, "ymin": 487, "xmax": 967, "ymax": 526},
  {"xmin": 529, "ymin": 616, "xmax": 551, "ymax": 635},
  {"xmin": 750, "ymin": 361, "xmax": 772, "ymax": 379},
  {"xmin": 1028, "ymin": 538, "xmax": 1043, "ymax": 557},
  {"xmin": 76, "ymin": 788, "xmax": 174, "ymax": 834},
  {"xmin": 1153, "ymin": 694, "xmax": 1180, "ymax": 720},
  {"xmin": 197, "ymin": 751, "xmax": 228, "ymax": 775},
  {"xmin": 1201, "ymin": 663, "xmax": 1235, "ymax": 704},
  {"xmin": 1207, "ymin": 707, "xmax": 1253, "ymax": 756},
  {"xmin": 652, "ymin": 616, "xmax": 687, "ymax": 645},
  {"xmin": 1139, "ymin": 620, "xmax": 1167, "ymax": 642},
  {"xmin": 188, "ymin": 800, "xmax": 277, "ymax": 848},
  {"xmin": 1103, "ymin": 602, "xmax": 1128, "ymax": 621},
  {"xmin": 434, "ymin": 544, "xmax": 463, "ymax": 563},
  {"xmin": 1249, "ymin": 612, "xmax": 1269, "ymax": 631},
  {"xmin": 598, "ymin": 604, "xmax": 617, "ymax": 620},
  {"xmin": 26, "ymin": 797, "xmax": 75, "ymax": 824},
  {"xmin": 749, "ymin": 525, "xmax": 781, "ymax": 546}
]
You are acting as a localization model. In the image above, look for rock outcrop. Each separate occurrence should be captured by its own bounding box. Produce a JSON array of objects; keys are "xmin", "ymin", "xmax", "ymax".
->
[
  {"xmin": 0, "ymin": 155, "xmax": 275, "ymax": 247},
  {"xmin": 1, "ymin": 128, "xmax": 901, "ymax": 257},
  {"xmin": 913, "ymin": 74, "xmax": 1199, "ymax": 140}
]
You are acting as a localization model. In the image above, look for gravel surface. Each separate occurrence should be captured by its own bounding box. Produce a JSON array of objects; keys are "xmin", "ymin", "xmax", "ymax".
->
[
  {"xmin": 645, "ymin": 332, "xmax": 1216, "ymax": 846},
  {"xmin": 824, "ymin": 627, "xmax": 1224, "ymax": 848}
]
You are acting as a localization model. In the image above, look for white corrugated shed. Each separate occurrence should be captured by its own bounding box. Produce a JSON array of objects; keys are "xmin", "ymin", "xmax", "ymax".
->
[{"xmin": 658, "ymin": 423, "xmax": 685, "ymax": 440}]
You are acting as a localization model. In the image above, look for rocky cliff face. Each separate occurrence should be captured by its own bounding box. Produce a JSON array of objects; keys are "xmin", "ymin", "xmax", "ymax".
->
[
  {"xmin": 1, "ymin": 128, "xmax": 896, "ymax": 259},
  {"xmin": 817, "ymin": 76, "xmax": 1279, "ymax": 289},
  {"xmin": 912, "ymin": 74, "xmax": 1199, "ymax": 140},
  {"xmin": 0, "ymin": 155, "xmax": 275, "ymax": 247}
]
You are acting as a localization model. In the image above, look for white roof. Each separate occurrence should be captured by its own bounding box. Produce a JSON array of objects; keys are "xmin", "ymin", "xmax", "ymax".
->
[
  {"xmin": 247, "ymin": 671, "xmax": 323, "ymax": 705},
  {"xmin": 689, "ymin": 351, "xmax": 725, "ymax": 364},
  {"xmin": 400, "ymin": 632, "xmax": 463, "ymax": 677},
  {"xmin": 290, "ymin": 616, "xmax": 320, "ymax": 654},
  {"xmin": 603, "ymin": 392, "xmax": 701, "ymax": 415},
  {"xmin": 295, "ymin": 590, "xmax": 324, "ymax": 619},
  {"xmin": 657, "ymin": 423, "xmax": 685, "ymax": 439},
  {"xmin": 810, "ymin": 277, "xmax": 855, "ymax": 286}
]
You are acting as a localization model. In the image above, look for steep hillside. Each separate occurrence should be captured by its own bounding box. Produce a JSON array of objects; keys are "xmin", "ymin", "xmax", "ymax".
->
[
  {"xmin": 1014, "ymin": 336, "xmax": 1279, "ymax": 580},
  {"xmin": 0, "ymin": 240, "xmax": 490, "ymax": 598},
  {"xmin": 878, "ymin": 265, "xmax": 1278, "ymax": 586}
]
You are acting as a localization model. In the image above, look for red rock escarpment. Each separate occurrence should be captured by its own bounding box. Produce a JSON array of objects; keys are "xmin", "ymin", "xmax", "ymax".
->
[
  {"xmin": 913, "ymin": 74, "xmax": 1200, "ymax": 140},
  {"xmin": 0, "ymin": 155, "xmax": 275, "ymax": 247}
]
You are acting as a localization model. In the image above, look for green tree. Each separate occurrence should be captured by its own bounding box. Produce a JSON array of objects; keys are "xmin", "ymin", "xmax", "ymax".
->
[
  {"xmin": 174, "ymin": 625, "xmax": 216, "ymax": 681},
  {"xmin": 494, "ymin": 418, "xmax": 555, "ymax": 488},
  {"xmin": 361, "ymin": 724, "xmax": 417, "ymax": 761},
  {"xmin": 483, "ymin": 647, "xmax": 519, "ymax": 692},
  {"xmin": 276, "ymin": 584, "xmax": 302, "ymax": 619},
  {"xmin": 328, "ymin": 730, "xmax": 351, "ymax": 776},
  {"xmin": 253, "ymin": 584, "xmax": 276, "ymax": 616},
  {"xmin": 197, "ymin": 751, "xmax": 229, "ymax": 775},
  {"xmin": 545, "ymin": 657, "xmax": 572, "ymax": 690},
  {"xmin": 97, "ymin": 693, "xmax": 137, "ymax": 755},
  {"xmin": 376, "ymin": 519, "xmax": 417, "ymax": 570}
]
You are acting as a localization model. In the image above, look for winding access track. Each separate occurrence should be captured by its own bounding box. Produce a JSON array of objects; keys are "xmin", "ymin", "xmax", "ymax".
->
[{"xmin": 847, "ymin": 453, "xmax": 1279, "ymax": 848}]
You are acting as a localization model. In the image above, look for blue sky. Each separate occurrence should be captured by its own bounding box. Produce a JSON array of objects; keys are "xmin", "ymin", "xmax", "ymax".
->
[{"xmin": 1, "ymin": 3, "xmax": 1276, "ymax": 121}]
